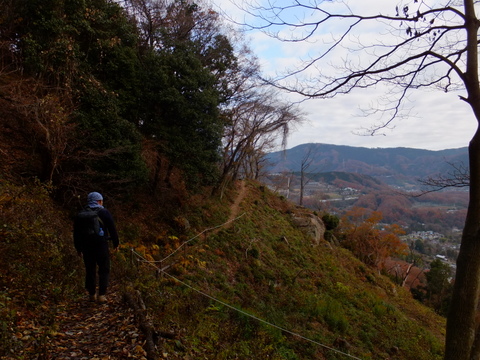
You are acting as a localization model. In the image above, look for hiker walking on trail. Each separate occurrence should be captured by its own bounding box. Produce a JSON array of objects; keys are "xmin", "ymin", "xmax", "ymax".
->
[{"xmin": 74, "ymin": 192, "xmax": 119, "ymax": 303}]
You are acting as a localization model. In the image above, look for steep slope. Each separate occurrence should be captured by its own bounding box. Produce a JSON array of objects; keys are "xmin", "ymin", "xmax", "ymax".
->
[
  {"xmin": 0, "ymin": 181, "xmax": 153, "ymax": 359},
  {"xmin": 124, "ymin": 181, "xmax": 445, "ymax": 360},
  {"xmin": 0, "ymin": 179, "xmax": 446, "ymax": 360}
]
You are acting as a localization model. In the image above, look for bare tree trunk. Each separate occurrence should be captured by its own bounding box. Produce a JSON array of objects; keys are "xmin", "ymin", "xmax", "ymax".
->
[
  {"xmin": 152, "ymin": 151, "xmax": 162, "ymax": 194},
  {"xmin": 401, "ymin": 263, "xmax": 414, "ymax": 288},
  {"xmin": 444, "ymin": 2, "xmax": 480, "ymax": 358},
  {"xmin": 445, "ymin": 112, "xmax": 480, "ymax": 360},
  {"xmin": 164, "ymin": 162, "xmax": 174, "ymax": 188},
  {"xmin": 300, "ymin": 168, "xmax": 305, "ymax": 206},
  {"xmin": 445, "ymin": 133, "xmax": 480, "ymax": 360}
]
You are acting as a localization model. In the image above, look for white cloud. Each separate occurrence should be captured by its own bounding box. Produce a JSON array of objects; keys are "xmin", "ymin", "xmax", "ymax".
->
[
  {"xmin": 285, "ymin": 89, "xmax": 476, "ymax": 150},
  {"xmin": 210, "ymin": 0, "xmax": 476, "ymax": 151}
]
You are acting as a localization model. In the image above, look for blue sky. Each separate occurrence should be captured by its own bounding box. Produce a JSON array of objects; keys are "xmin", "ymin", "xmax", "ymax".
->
[{"xmin": 209, "ymin": 0, "xmax": 477, "ymax": 151}]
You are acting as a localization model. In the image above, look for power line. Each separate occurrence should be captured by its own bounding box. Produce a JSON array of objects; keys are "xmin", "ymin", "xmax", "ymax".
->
[
  {"xmin": 130, "ymin": 249, "xmax": 364, "ymax": 360},
  {"xmin": 156, "ymin": 212, "xmax": 246, "ymax": 264}
]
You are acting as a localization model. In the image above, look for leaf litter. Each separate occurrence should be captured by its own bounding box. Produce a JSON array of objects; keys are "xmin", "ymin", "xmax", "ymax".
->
[{"xmin": 6, "ymin": 284, "xmax": 149, "ymax": 360}]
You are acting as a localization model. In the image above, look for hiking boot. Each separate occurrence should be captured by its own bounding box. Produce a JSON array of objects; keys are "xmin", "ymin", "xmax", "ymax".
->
[
  {"xmin": 88, "ymin": 294, "xmax": 96, "ymax": 302},
  {"xmin": 98, "ymin": 295, "xmax": 107, "ymax": 303}
]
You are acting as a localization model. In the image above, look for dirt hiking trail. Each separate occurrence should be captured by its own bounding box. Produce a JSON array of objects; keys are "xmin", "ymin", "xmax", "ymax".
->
[
  {"xmin": 227, "ymin": 180, "xmax": 247, "ymax": 224},
  {"xmin": 10, "ymin": 180, "xmax": 250, "ymax": 359},
  {"xmin": 210, "ymin": 180, "xmax": 247, "ymax": 236},
  {"xmin": 39, "ymin": 286, "xmax": 147, "ymax": 360}
]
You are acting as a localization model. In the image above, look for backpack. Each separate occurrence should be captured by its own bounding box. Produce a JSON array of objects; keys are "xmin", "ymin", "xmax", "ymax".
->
[{"xmin": 76, "ymin": 207, "xmax": 105, "ymax": 240}]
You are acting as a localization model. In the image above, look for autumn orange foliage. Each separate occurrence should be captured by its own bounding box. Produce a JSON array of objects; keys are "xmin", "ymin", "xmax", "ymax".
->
[{"xmin": 339, "ymin": 207, "xmax": 408, "ymax": 269}]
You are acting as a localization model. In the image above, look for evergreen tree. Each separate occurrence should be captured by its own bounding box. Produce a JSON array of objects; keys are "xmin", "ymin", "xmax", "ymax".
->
[
  {"xmin": 426, "ymin": 259, "xmax": 453, "ymax": 316},
  {"xmin": 131, "ymin": 1, "xmax": 228, "ymax": 188},
  {"xmin": 10, "ymin": 0, "xmax": 148, "ymax": 192}
]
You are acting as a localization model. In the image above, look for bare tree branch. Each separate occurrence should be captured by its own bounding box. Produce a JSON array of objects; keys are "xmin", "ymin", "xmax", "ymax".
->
[
  {"xmin": 416, "ymin": 161, "xmax": 470, "ymax": 194},
  {"xmin": 233, "ymin": 1, "xmax": 473, "ymax": 135},
  {"xmin": 232, "ymin": 1, "xmax": 480, "ymax": 359}
]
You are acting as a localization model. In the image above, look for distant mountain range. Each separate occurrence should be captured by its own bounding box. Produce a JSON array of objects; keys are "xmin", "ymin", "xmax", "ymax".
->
[{"xmin": 266, "ymin": 143, "xmax": 469, "ymax": 181}]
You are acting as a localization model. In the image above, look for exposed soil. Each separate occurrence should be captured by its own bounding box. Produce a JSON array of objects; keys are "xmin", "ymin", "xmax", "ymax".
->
[
  {"xmin": 226, "ymin": 180, "xmax": 247, "ymax": 224},
  {"xmin": 209, "ymin": 180, "xmax": 247, "ymax": 236}
]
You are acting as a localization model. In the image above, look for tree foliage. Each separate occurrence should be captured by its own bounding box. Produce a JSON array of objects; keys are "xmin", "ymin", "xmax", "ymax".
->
[
  {"xmin": 425, "ymin": 259, "xmax": 453, "ymax": 316},
  {"xmin": 123, "ymin": 0, "xmax": 302, "ymax": 189},
  {"xmin": 220, "ymin": 88, "xmax": 303, "ymax": 190},
  {"xmin": 0, "ymin": 0, "xmax": 148, "ymax": 192},
  {"xmin": 137, "ymin": 40, "xmax": 223, "ymax": 187},
  {"xmin": 0, "ymin": 0, "xmax": 303, "ymax": 198},
  {"xmin": 339, "ymin": 207, "xmax": 408, "ymax": 269}
]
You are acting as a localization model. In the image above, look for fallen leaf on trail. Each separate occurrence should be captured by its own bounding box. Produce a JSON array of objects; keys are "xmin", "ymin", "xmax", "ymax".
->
[{"xmin": 16, "ymin": 284, "xmax": 149, "ymax": 360}]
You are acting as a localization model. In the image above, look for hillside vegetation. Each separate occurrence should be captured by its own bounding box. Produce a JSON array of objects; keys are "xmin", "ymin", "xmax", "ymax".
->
[
  {"xmin": 1, "ymin": 178, "xmax": 446, "ymax": 359},
  {"xmin": 0, "ymin": 0, "xmax": 449, "ymax": 359},
  {"xmin": 265, "ymin": 144, "xmax": 469, "ymax": 236},
  {"xmin": 267, "ymin": 169, "xmax": 467, "ymax": 235},
  {"xmin": 266, "ymin": 143, "xmax": 468, "ymax": 179}
]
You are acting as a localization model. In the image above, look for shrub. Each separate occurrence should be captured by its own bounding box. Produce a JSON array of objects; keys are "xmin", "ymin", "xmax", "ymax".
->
[{"xmin": 322, "ymin": 213, "xmax": 340, "ymax": 230}]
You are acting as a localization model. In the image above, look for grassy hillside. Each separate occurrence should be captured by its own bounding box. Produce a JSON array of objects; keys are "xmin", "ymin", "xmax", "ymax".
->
[{"xmin": 0, "ymin": 179, "xmax": 445, "ymax": 359}]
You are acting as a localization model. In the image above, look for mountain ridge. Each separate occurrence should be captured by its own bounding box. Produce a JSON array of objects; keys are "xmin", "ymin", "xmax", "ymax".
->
[{"xmin": 266, "ymin": 143, "xmax": 469, "ymax": 180}]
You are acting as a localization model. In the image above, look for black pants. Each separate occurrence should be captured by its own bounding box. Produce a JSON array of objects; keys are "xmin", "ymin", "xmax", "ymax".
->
[{"xmin": 82, "ymin": 241, "xmax": 110, "ymax": 296}]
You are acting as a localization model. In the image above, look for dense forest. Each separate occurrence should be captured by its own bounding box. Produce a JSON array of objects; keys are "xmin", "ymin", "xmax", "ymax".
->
[{"xmin": 0, "ymin": 0, "xmax": 301, "ymax": 202}]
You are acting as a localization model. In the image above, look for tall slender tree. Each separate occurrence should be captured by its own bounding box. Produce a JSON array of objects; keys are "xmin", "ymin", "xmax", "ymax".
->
[
  {"xmin": 124, "ymin": 0, "xmax": 229, "ymax": 187},
  {"xmin": 219, "ymin": 87, "xmax": 303, "ymax": 195}
]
